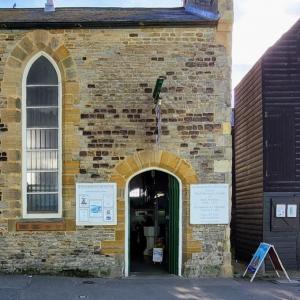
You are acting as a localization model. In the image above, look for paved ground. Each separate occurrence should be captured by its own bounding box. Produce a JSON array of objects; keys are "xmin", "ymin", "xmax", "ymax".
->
[{"xmin": 0, "ymin": 274, "xmax": 299, "ymax": 300}]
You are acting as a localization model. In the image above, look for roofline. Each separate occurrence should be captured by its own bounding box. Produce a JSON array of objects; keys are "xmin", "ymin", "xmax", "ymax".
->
[
  {"xmin": 1, "ymin": 7, "xmax": 183, "ymax": 9},
  {"xmin": 0, "ymin": 7, "xmax": 219, "ymax": 29},
  {"xmin": 0, "ymin": 20, "xmax": 218, "ymax": 30}
]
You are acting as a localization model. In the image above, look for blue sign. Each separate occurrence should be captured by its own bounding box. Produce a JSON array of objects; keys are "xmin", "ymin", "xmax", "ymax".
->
[
  {"xmin": 248, "ymin": 243, "xmax": 271, "ymax": 273},
  {"xmin": 243, "ymin": 242, "xmax": 291, "ymax": 282}
]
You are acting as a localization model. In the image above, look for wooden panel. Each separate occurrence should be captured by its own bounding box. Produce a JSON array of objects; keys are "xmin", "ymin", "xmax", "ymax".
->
[
  {"xmin": 270, "ymin": 198, "xmax": 299, "ymax": 232},
  {"xmin": 168, "ymin": 175, "xmax": 179, "ymax": 275},
  {"xmin": 16, "ymin": 221, "xmax": 66, "ymax": 231},
  {"xmin": 263, "ymin": 194, "xmax": 300, "ymax": 270},
  {"xmin": 233, "ymin": 60, "xmax": 264, "ymax": 261},
  {"xmin": 263, "ymin": 20, "xmax": 300, "ymax": 192},
  {"xmin": 265, "ymin": 107, "xmax": 295, "ymax": 181}
]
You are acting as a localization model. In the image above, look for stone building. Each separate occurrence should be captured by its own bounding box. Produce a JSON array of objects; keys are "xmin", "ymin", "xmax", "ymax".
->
[{"xmin": 0, "ymin": 0, "xmax": 233, "ymax": 277}]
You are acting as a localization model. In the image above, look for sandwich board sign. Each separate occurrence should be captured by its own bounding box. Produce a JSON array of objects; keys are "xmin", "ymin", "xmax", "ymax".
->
[{"xmin": 243, "ymin": 242, "xmax": 291, "ymax": 282}]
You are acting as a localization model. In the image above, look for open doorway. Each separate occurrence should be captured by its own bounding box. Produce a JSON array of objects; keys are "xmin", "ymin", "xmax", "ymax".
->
[{"xmin": 128, "ymin": 170, "xmax": 180, "ymax": 275}]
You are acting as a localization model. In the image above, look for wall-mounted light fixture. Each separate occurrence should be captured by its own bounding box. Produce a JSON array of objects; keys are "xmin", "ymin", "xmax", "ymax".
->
[
  {"xmin": 153, "ymin": 76, "xmax": 166, "ymax": 104},
  {"xmin": 153, "ymin": 76, "xmax": 166, "ymax": 145}
]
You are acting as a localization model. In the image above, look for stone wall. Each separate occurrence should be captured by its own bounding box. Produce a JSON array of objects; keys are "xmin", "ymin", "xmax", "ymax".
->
[{"xmin": 0, "ymin": 24, "xmax": 232, "ymax": 277}]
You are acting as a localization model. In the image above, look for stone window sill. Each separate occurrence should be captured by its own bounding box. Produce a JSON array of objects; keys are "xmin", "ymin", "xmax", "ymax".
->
[{"xmin": 8, "ymin": 219, "xmax": 76, "ymax": 232}]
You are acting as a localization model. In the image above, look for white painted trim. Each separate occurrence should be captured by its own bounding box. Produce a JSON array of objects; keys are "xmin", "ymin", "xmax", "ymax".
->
[
  {"xmin": 124, "ymin": 167, "xmax": 182, "ymax": 277},
  {"xmin": 22, "ymin": 51, "xmax": 62, "ymax": 219},
  {"xmin": 27, "ymin": 106, "xmax": 59, "ymax": 109},
  {"xmin": 27, "ymin": 84, "xmax": 59, "ymax": 87}
]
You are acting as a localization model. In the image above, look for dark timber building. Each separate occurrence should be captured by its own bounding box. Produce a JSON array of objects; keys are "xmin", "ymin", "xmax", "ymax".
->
[{"xmin": 234, "ymin": 19, "xmax": 300, "ymax": 270}]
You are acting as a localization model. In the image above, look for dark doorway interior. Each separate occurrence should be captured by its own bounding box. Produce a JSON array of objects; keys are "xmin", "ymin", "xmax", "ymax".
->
[{"xmin": 129, "ymin": 170, "xmax": 179, "ymax": 275}]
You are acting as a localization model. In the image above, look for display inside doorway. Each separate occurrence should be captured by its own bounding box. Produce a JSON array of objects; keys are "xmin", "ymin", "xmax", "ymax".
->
[{"xmin": 129, "ymin": 170, "xmax": 179, "ymax": 275}]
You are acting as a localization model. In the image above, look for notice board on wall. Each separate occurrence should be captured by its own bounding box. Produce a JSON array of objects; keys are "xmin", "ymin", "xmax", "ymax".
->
[
  {"xmin": 190, "ymin": 184, "xmax": 229, "ymax": 224},
  {"xmin": 76, "ymin": 183, "xmax": 117, "ymax": 226}
]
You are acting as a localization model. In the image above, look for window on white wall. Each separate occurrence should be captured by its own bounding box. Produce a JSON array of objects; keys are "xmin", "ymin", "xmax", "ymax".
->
[{"xmin": 23, "ymin": 54, "xmax": 62, "ymax": 218}]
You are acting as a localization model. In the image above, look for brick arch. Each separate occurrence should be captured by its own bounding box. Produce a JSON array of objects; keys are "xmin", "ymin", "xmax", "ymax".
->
[
  {"xmin": 108, "ymin": 149, "xmax": 199, "ymax": 276},
  {"xmin": 2, "ymin": 30, "xmax": 78, "ymax": 97},
  {"xmin": 110, "ymin": 150, "xmax": 198, "ymax": 187},
  {"xmin": 0, "ymin": 30, "xmax": 81, "ymax": 220}
]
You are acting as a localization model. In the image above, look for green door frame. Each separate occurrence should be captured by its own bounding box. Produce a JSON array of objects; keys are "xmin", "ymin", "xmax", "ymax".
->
[{"xmin": 168, "ymin": 175, "xmax": 180, "ymax": 275}]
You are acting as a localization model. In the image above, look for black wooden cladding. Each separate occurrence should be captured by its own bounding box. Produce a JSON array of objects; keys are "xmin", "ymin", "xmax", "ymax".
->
[
  {"xmin": 234, "ymin": 19, "xmax": 300, "ymax": 267},
  {"xmin": 263, "ymin": 20, "xmax": 300, "ymax": 192},
  {"xmin": 234, "ymin": 60, "xmax": 264, "ymax": 261},
  {"xmin": 263, "ymin": 194, "xmax": 300, "ymax": 270},
  {"xmin": 264, "ymin": 107, "xmax": 295, "ymax": 183}
]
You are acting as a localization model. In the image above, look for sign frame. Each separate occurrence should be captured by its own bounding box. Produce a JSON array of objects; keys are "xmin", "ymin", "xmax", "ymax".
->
[
  {"xmin": 243, "ymin": 242, "xmax": 291, "ymax": 282},
  {"xmin": 276, "ymin": 204, "xmax": 286, "ymax": 218},
  {"xmin": 287, "ymin": 204, "xmax": 297, "ymax": 218},
  {"xmin": 76, "ymin": 182, "xmax": 117, "ymax": 226},
  {"xmin": 190, "ymin": 184, "xmax": 229, "ymax": 225}
]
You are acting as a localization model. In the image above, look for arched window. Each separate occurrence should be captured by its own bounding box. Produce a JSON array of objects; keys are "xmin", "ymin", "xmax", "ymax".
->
[{"xmin": 23, "ymin": 53, "xmax": 62, "ymax": 218}]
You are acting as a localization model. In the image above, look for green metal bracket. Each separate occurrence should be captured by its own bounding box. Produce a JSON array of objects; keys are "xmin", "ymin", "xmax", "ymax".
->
[{"xmin": 153, "ymin": 76, "xmax": 165, "ymax": 104}]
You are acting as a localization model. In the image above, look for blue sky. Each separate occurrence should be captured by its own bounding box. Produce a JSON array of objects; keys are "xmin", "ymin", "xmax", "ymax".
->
[
  {"xmin": 233, "ymin": 0, "xmax": 299, "ymax": 87},
  {"xmin": 0, "ymin": 0, "xmax": 299, "ymax": 88}
]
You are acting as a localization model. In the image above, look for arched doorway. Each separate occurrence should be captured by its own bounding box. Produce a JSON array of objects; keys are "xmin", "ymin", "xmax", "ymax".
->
[
  {"xmin": 126, "ymin": 168, "xmax": 181, "ymax": 276},
  {"xmin": 110, "ymin": 150, "xmax": 198, "ymax": 277}
]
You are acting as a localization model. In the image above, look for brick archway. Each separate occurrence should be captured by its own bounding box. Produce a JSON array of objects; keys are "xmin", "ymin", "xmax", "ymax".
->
[
  {"xmin": 107, "ymin": 150, "xmax": 199, "ymax": 276},
  {"xmin": 2, "ymin": 30, "xmax": 79, "ymax": 94},
  {"xmin": 1, "ymin": 30, "xmax": 80, "ymax": 220},
  {"xmin": 109, "ymin": 150, "xmax": 198, "ymax": 187}
]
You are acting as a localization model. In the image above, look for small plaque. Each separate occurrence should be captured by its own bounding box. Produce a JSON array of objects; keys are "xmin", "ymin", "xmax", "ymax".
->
[
  {"xmin": 287, "ymin": 205, "xmax": 297, "ymax": 218},
  {"xmin": 276, "ymin": 204, "xmax": 286, "ymax": 218},
  {"xmin": 16, "ymin": 221, "xmax": 66, "ymax": 231},
  {"xmin": 76, "ymin": 183, "xmax": 117, "ymax": 226},
  {"xmin": 190, "ymin": 184, "xmax": 229, "ymax": 224},
  {"xmin": 153, "ymin": 248, "xmax": 163, "ymax": 263}
]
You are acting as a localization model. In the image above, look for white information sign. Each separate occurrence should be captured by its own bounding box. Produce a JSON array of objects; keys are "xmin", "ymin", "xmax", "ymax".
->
[
  {"xmin": 153, "ymin": 248, "xmax": 163, "ymax": 263},
  {"xmin": 276, "ymin": 204, "xmax": 286, "ymax": 218},
  {"xmin": 287, "ymin": 205, "xmax": 297, "ymax": 218},
  {"xmin": 190, "ymin": 184, "xmax": 229, "ymax": 224},
  {"xmin": 76, "ymin": 183, "xmax": 117, "ymax": 225}
]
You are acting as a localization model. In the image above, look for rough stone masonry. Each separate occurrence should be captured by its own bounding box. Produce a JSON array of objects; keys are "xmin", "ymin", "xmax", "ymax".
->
[{"xmin": 0, "ymin": 0, "xmax": 233, "ymax": 277}]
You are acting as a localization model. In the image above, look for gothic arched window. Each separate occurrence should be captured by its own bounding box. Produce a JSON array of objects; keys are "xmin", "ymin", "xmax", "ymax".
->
[{"xmin": 23, "ymin": 53, "xmax": 62, "ymax": 218}]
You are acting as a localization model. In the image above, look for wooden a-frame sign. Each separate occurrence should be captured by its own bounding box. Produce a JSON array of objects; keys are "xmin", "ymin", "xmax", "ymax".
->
[{"xmin": 243, "ymin": 242, "xmax": 291, "ymax": 282}]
